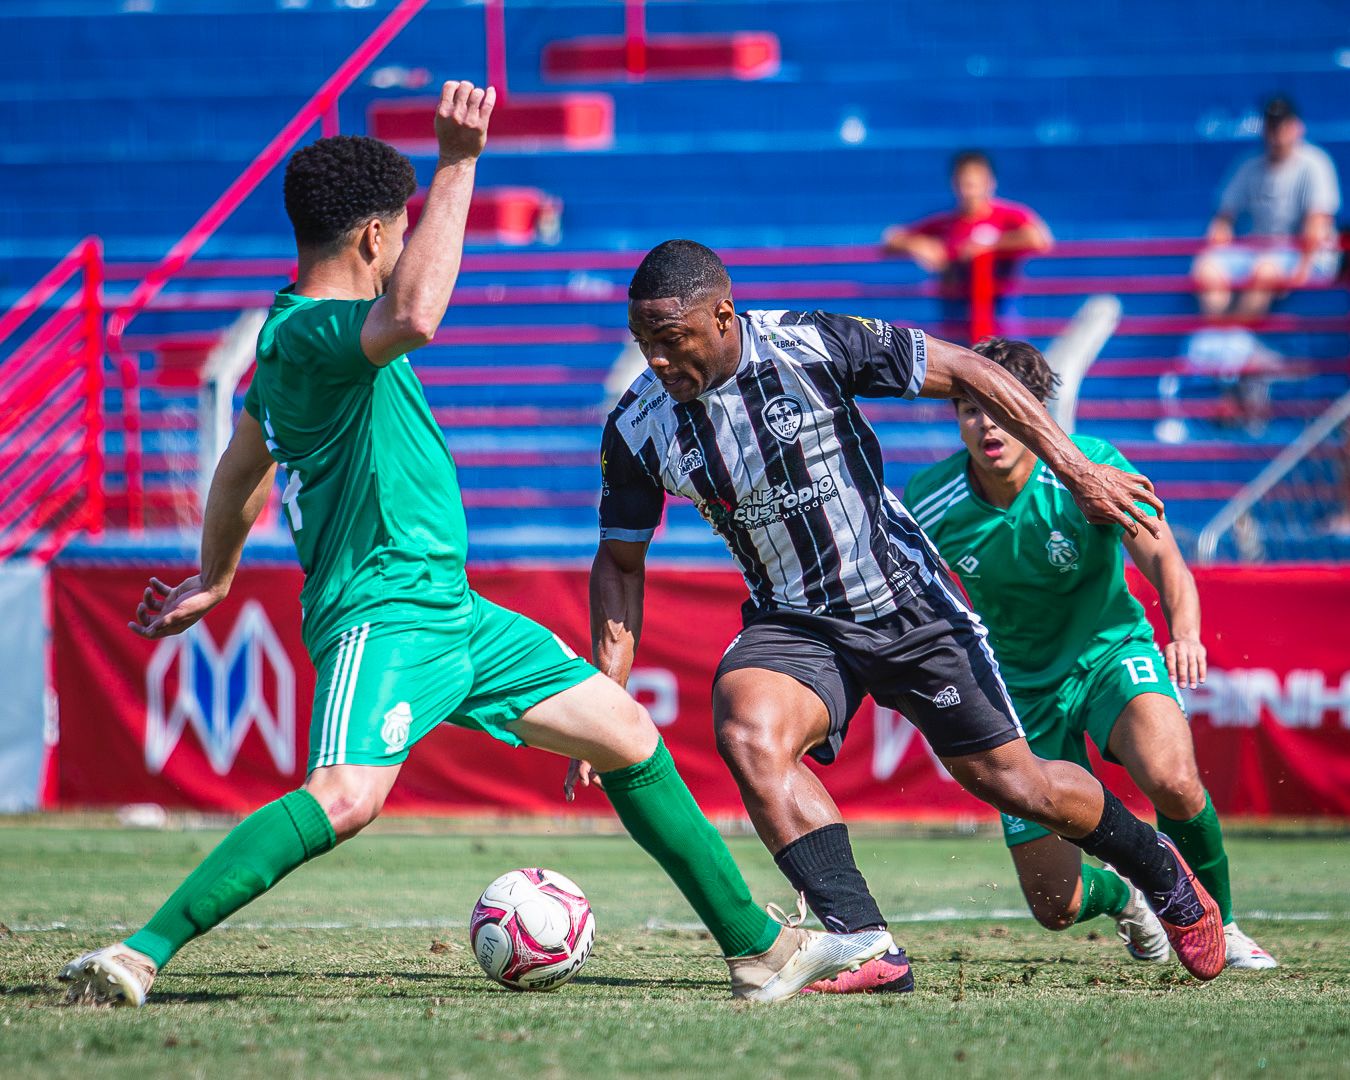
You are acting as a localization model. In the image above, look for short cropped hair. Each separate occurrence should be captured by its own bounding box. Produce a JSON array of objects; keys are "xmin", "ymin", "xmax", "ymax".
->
[
  {"xmin": 629, "ymin": 239, "xmax": 732, "ymax": 305},
  {"xmin": 283, "ymin": 135, "xmax": 417, "ymax": 252},
  {"xmin": 951, "ymin": 149, "xmax": 994, "ymax": 176},
  {"xmin": 972, "ymin": 337, "xmax": 1060, "ymax": 403}
]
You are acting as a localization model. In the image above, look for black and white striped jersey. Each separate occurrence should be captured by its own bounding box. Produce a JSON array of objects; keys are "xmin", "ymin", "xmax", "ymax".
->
[{"xmin": 599, "ymin": 308, "xmax": 950, "ymax": 621}]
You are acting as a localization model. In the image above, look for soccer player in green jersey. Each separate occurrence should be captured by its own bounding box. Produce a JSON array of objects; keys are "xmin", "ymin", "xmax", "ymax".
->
[
  {"xmin": 904, "ymin": 337, "xmax": 1276, "ymax": 970},
  {"xmin": 58, "ymin": 81, "xmax": 894, "ymax": 1007}
]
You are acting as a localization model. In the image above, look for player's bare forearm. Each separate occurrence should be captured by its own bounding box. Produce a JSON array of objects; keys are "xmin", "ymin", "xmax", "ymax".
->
[
  {"xmin": 378, "ymin": 158, "xmax": 477, "ymax": 338},
  {"xmin": 589, "ymin": 540, "xmax": 648, "ymax": 688},
  {"xmin": 921, "ymin": 338, "xmax": 1087, "ymax": 479},
  {"xmin": 199, "ymin": 415, "xmax": 278, "ymax": 596},
  {"xmin": 1124, "ymin": 519, "xmax": 1205, "ymax": 686},
  {"xmin": 1125, "ymin": 521, "xmax": 1201, "ymax": 642},
  {"xmin": 920, "ymin": 338, "xmax": 1163, "ymax": 536},
  {"xmin": 363, "ymin": 81, "xmax": 495, "ymax": 363}
]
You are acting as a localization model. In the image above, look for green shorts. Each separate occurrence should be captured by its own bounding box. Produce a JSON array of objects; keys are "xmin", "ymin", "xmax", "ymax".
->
[
  {"xmin": 1000, "ymin": 635, "xmax": 1184, "ymax": 848},
  {"xmin": 307, "ymin": 591, "xmax": 595, "ymax": 771}
]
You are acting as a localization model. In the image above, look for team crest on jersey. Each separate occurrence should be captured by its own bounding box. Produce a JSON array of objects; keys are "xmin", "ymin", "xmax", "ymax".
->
[
  {"xmin": 1045, "ymin": 530, "xmax": 1079, "ymax": 571},
  {"xmin": 762, "ymin": 395, "xmax": 804, "ymax": 443},
  {"xmin": 382, "ymin": 701, "xmax": 413, "ymax": 754},
  {"xmin": 956, "ymin": 554, "xmax": 980, "ymax": 575},
  {"xmin": 678, "ymin": 448, "xmax": 705, "ymax": 475}
]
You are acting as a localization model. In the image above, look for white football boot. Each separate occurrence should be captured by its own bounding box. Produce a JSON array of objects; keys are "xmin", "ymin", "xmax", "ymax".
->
[
  {"xmin": 727, "ymin": 896, "xmax": 894, "ymax": 1003},
  {"xmin": 1115, "ymin": 885, "xmax": 1171, "ymax": 963},
  {"xmin": 59, "ymin": 944, "xmax": 157, "ymax": 1007},
  {"xmin": 1224, "ymin": 922, "xmax": 1278, "ymax": 970}
]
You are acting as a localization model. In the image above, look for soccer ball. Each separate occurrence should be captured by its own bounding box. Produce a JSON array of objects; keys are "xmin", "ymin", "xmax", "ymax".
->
[{"xmin": 470, "ymin": 868, "xmax": 595, "ymax": 991}]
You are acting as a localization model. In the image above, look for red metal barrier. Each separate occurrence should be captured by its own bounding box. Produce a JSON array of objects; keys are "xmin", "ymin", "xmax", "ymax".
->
[{"xmin": 0, "ymin": 238, "xmax": 104, "ymax": 562}]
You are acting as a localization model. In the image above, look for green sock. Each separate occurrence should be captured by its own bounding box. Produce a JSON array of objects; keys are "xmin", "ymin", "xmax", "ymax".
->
[
  {"xmin": 124, "ymin": 789, "xmax": 336, "ymax": 968},
  {"xmin": 1158, "ymin": 791, "xmax": 1233, "ymax": 924},
  {"xmin": 1075, "ymin": 863, "xmax": 1132, "ymax": 923},
  {"xmin": 600, "ymin": 739, "xmax": 778, "ymax": 958}
]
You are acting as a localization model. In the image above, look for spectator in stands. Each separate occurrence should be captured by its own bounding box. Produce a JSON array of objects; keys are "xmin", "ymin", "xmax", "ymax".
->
[
  {"xmin": 1193, "ymin": 97, "xmax": 1341, "ymax": 319},
  {"xmin": 1170, "ymin": 97, "xmax": 1342, "ymax": 442},
  {"xmin": 882, "ymin": 150, "xmax": 1053, "ymax": 342}
]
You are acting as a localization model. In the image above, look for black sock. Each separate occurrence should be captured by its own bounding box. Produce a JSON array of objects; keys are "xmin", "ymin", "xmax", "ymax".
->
[
  {"xmin": 1067, "ymin": 788, "xmax": 1178, "ymax": 905},
  {"xmin": 774, "ymin": 824, "xmax": 887, "ymax": 932}
]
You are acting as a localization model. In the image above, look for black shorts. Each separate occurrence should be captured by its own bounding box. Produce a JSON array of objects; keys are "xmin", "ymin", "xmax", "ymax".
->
[{"xmin": 715, "ymin": 584, "xmax": 1023, "ymax": 765}]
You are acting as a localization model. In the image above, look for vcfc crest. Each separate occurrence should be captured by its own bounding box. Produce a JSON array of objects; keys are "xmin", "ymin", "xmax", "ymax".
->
[
  {"xmin": 144, "ymin": 601, "xmax": 296, "ymax": 776},
  {"xmin": 762, "ymin": 395, "xmax": 804, "ymax": 443}
]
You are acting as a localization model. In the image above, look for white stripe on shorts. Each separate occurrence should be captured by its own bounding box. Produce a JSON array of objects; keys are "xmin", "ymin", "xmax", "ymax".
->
[
  {"xmin": 333, "ymin": 623, "xmax": 369, "ymax": 766},
  {"xmin": 319, "ymin": 625, "xmax": 363, "ymax": 768}
]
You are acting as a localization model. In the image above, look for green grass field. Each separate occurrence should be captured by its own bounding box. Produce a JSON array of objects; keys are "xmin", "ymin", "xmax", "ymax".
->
[{"xmin": 1, "ymin": 820, "xmax": 1346, "ymax": 1079}]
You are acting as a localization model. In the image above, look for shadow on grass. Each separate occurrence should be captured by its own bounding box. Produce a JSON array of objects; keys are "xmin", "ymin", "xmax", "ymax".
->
[{"xmin": 571, "ymin": 974, "xmax": 721, "ymax": 990}]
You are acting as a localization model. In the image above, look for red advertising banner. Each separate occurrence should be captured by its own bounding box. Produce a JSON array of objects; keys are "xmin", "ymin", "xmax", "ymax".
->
[{"xmin": 50, "ymin": 563, "xmax": 1350, "ymax": 819}]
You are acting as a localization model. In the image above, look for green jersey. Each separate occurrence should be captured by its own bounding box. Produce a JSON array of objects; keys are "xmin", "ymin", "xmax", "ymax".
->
[
  {"xmin": 904, "ymin": 435, "xmax": 1157, "ymax": 692},
  {"xmin": 243, "ymin": 289, "xmax": 470, "ymax": 655}
]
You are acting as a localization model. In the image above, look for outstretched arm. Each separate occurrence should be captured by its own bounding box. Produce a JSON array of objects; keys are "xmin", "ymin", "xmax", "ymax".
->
[
  {"xmin": 130, "ymin": 412, "xmax": 276, "ymax": 639},
  {"xmin": 1124, "ymin": 519, "xmax": 1205, "ymax": 689},
  {"xmin": 919, "ymin": 337, "xmax": 1163, "ymax": 537},
  {"xmin": 360, "ymin": 80, "xmax": 496, "ymax": 366}
]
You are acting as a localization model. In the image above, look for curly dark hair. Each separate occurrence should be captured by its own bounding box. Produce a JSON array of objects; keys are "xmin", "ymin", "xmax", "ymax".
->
[
  {"xmin": 629, "ymin": 239, "xmax": 732, "ymax": 305},
  {"xmin": 283, "ymin": 135, "xmax": 417, "ymax": 252},
  {"xmin": 971, "ymin": 337, "xmax": 1061, "ymax": 403}
]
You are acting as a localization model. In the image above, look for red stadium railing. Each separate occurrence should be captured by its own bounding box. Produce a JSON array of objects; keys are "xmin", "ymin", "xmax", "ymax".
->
[
  {"xmin": 0, "ymin": 238, "xmax": 105, "ymax": 562},
  {"xmin": 89, "ymin": 234, "xmax": 1347, "ymax": 530}
]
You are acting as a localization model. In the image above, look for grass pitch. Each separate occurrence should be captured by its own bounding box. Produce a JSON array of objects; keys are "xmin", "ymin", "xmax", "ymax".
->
[{"xmin": 1, "ymin": 820, "xmax": 1346, "ymax": 1079}]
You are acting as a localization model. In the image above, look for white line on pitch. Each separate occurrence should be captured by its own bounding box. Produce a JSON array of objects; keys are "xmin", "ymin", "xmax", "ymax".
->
[{"xmin": 6, "ymin": 909, "xmax": 1338, "ymax": 935}]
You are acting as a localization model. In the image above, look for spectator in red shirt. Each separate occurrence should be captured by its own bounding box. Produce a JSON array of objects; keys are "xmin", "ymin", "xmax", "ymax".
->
[{"xmin": 882, "ymin": 150, "xmax": 1053, "ymax": 341}]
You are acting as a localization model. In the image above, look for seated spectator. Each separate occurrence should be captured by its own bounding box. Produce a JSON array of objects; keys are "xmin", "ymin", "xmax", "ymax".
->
[
  {"xmin": 882, "ymin": 150, "xmax": 1052, "ymax": 341},
  {"xmin": 1193, "ymin": 96, "xmax": 1341, "ymax": 319}
]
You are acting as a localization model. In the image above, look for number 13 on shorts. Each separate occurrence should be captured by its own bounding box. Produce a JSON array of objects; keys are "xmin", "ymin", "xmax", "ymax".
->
[{"xmin": 1120, "ymin": 655, "xmax": 1159, "ymax": 685}]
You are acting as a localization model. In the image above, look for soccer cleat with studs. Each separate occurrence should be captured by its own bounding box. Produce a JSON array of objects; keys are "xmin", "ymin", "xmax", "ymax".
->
[
  {"xmin": 727, "ymin": 896, "xmax": 894, "ymax": 1003},
  {"xmin": 1147, "ymin": 836, "xmax": 1226, "ymax": 981},
  {"xmin": 59, "ymin": 944, "xmax": 157, "ymax": 1007}
]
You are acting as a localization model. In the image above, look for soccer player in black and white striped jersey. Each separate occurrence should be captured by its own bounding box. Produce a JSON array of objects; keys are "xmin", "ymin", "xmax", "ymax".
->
[{"xmin": 570, "ymin": 240, "xmax": 1229, "ymax": 988}]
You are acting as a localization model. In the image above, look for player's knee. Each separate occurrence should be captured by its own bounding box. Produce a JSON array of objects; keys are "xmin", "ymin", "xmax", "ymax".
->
[
  {"xmin": 1028, "ymin": 901, "xmax": 1076, "ymax": 932},
  {"xmin": 715, "ymin": 707, "xmax": 792, "ymax": 778},
  {"xmin": 1141, "ymin": 767, "xmax": 1206, "ymax": 822},
  {"xmin": 983, "ymin": 770, "xmax": 1059, "ymax": 825},
  {"xmin": 313, "ymin": 784, "xmax": 386, "ymax": 842}
]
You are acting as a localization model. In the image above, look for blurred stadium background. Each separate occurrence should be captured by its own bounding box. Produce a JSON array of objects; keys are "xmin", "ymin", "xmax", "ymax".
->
[{"xmin": 1, "ymin": 0, "xmax": 1347, "ymax": 822}]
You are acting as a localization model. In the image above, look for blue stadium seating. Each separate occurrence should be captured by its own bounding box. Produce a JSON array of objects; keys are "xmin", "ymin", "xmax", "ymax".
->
[{"xmin": 4, "ymin": 0, "xmax": 1348, "ymax": 560}]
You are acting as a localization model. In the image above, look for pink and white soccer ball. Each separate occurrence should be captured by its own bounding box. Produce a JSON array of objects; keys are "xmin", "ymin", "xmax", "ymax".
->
[{"xmin": 470, "ymin": 868, "xmax": 595, "ymax": 991}]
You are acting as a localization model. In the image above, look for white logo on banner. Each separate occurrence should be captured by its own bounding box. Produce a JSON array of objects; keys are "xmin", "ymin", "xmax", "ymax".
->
[
  {"xmin": 1183, "ymin": 668, "xmax": 1350, "ymax": 729},
  {"xmin": 871, "ymin": 707, "xmax": 954, "ymax": 782},
  {"xmin": 144, "ymin": 601, "xmax": 296, "ymax": 776}
]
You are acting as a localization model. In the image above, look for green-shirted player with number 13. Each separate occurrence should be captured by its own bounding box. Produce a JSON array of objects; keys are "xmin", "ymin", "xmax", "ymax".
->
[
  {"xmin": 904, "ymin": 337, "xmax": 1275, "ymax": 971},
  {"xmin": 57, "ymin": 80, "xmax": 893, "ymax": 1008}
]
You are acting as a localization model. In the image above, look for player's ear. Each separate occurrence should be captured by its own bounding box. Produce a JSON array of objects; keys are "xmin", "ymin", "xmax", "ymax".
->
[
  {"xmin": 360, "ymin": 218, "xmax": 382, "ymax": 263},
  {"xmin": 715, "ymin": 297, "xmax": 736, "ymax": 332}
]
